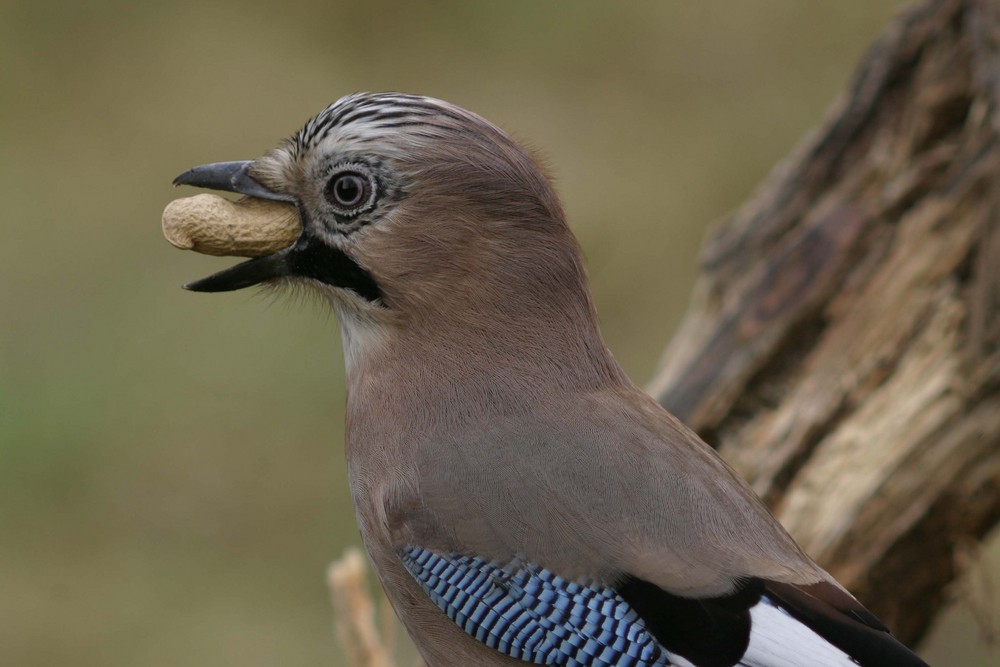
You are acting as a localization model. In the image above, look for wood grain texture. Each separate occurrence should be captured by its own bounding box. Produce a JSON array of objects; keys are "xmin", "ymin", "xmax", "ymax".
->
[{"xmin": 649, "ymin": 0, "xmax": 1000, "ymax": 646}]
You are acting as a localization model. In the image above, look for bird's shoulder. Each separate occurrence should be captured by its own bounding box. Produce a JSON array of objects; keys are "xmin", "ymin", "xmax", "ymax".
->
[{"xmin": 408, "ymin": 383, "xmax": 818, "ymax": 594}]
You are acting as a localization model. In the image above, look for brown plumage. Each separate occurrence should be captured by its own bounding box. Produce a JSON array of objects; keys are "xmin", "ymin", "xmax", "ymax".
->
[{"xmin": 175, "ymin": 93, "xmax": 927, "ymax": 667}]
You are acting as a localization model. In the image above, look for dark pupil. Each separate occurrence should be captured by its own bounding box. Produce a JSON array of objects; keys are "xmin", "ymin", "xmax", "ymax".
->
[{"xmin": 333, "ymin": 174, "xmax": 365, "ymax": 207}]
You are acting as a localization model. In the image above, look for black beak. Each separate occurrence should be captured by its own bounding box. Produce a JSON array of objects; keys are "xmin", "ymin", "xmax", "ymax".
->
[
  {"xmin": 183, "ymin": 235, "xmax": 383, "ymax": 301},
  {"xmin": 172, "ymin": 161, "xmax": 383, "ymax": 302},
  {"xmin": 173, "ymin": 160, "xmax": 298, "ymax": 292},
  {"xmin": 172, "ymin": 160, "xmax": 294, "ymax": 202},
  {"xmin": 182, "ymin": 246, "xmax": 295, "ymax": 292}
]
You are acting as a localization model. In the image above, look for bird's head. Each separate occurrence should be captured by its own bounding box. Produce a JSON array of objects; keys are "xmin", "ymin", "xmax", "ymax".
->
[{"xmin": 176, "ymin": 93, "xmax": 618, "ymax": 382}]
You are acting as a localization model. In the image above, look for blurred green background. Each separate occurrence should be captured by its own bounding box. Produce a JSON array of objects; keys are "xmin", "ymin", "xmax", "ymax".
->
[{"xmin": 3, "ymin": 1, "xmax": 997, "ymax": 664}]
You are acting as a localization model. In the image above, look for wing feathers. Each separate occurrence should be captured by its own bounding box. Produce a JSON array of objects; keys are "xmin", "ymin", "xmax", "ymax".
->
[
  {"xmin": 621, "ymin": 575, "xmax": 926, "ymax": 666},
  {"xmin": 402, "ymin": 547, "xmax": 672, "ymax": 666},
  {"xmin": 401, "ymin": 547, "xmax": 926, "ymax": 666},
  {"xmin": 766, "ymin": 581, "xmax": 887, "ymax": 631},
  {"xmin": 762, "ymin": 581, "xmax": 925, "ymax": 667},
  {"xmin": 617, "ymin": 576, "xmax": 755, "ymax": 667},
  {"xmin": 741, "ymin": 598, "xmax": 857, "ymax": 666}
]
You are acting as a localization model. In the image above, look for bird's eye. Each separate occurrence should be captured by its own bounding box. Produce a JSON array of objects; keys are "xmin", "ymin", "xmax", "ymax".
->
[{"xmin": 326, "ymin": 171, "xmax": 371, "ymax": 212}]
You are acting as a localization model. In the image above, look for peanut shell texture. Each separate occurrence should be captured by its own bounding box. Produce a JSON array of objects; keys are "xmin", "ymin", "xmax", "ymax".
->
[{"xmin": 161, "ymin": 194, "xmax": 299, "ymax": 257}]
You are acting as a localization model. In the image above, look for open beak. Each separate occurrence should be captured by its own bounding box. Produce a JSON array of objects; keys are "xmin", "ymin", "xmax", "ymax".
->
[
  {"xmin": 172, "ymin": 161, "xmax": 383, "ymax": 302},
  {"xmin": 173, "ymin": 160, "xmax": 300, "ymax": 293}
]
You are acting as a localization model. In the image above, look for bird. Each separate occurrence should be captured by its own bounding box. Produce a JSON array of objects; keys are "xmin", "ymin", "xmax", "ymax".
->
[{"xmin": 173, "ymin": 92, "xmax": 928, "ymax": 666}]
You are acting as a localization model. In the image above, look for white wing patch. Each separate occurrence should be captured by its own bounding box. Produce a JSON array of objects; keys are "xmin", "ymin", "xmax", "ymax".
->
[{"xmin": 740, "ymin": 598, "xmax": 859, "ymax": 666}]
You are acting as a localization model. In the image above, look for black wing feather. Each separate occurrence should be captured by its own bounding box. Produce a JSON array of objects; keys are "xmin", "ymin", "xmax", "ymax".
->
[{"xmin": 618, "ymin": 575, "xmax": 928, "ymax": 667}]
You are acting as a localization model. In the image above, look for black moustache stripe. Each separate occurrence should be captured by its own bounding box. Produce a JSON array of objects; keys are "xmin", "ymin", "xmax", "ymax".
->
[{"xmin": 291, "ymin": 240, "xmax": 383, "ymax": 303}]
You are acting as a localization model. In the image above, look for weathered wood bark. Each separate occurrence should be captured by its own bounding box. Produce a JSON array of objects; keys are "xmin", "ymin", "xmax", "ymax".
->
[{"xmin": 649, "ymin": 0, "xmax": 1000, "ymax": 647}]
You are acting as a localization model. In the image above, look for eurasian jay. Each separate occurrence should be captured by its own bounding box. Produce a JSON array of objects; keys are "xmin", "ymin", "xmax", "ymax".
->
[{"xmin": 173, "ymin": 93, "xmax": 927, "ymax": 666}]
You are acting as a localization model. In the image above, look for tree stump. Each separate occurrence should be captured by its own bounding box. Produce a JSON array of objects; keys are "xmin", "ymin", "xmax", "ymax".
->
[{"xmin": 649, "ymin": 0, "xmax": 1000, "ymax": 646}]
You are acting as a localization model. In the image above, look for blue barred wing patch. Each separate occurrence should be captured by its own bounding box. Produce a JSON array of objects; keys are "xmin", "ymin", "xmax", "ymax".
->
[{"xmin": 401, "ymin": 547, "xmax": 673, "ymax": 666}]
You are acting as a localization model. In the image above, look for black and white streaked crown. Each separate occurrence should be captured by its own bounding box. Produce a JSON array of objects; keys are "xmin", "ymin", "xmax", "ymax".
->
[
  {"xmin": 250, "ymin": 91, "xmax": 560, "ymax": 228},
  {"xmin": 292, "ymin": 92, "xmax": 491, "ymax": 155}
]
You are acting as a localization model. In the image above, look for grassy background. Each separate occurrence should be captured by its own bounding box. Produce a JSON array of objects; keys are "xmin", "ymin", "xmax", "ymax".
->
[{"xmin": 2, "ymin": 1, "xmax": 996, "ymax": 664}]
